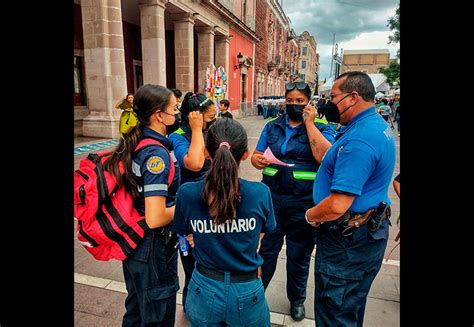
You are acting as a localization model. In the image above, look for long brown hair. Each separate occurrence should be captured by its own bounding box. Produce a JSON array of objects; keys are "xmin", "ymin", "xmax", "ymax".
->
[
  {"xmin": 102, "ymin": 84, "xmax": 173, "ymax": 198},
  {"xmin": 203, "ymin": 118, "xmax": 248, "ymax": 224}
]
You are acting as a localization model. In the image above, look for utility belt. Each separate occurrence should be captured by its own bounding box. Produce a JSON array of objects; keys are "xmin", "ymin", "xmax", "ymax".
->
[
  {"xmin": 336, "ymin": 202, "xmax": 391, "ymax": 237},
  {"xmin": 196, "ymin": 263, "xmax": 261, "ymax": 283}
]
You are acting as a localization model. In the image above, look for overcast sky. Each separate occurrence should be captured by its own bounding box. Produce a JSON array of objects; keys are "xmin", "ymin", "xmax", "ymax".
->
[{"xmin": 281, "ymin": 0, "xmax": 399, "ymax": 82}]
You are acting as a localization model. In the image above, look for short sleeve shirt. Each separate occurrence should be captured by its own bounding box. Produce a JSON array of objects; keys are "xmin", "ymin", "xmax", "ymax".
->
[
  {"xmin": 173, "ymin": 179, "xmax": 276, "ymax": 272},
  {"xmin": 256, "ymin": 115, "xmax": 337, "ymax": 154},
  {"xmin": 313, "ymin": 107, "xmax": 396, "ymax": 213},
  {"xmin": 133, "ymin": 127, "xmax": 181, "ymax": 213},
  {"xmin": 168, "ymin": 130, "xmax": 191, "ymax": 168}
]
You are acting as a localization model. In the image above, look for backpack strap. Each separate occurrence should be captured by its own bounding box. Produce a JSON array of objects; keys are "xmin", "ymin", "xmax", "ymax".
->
[{"xmin": 134, "ymin": 138, "xmax": 175, "ymax": 187}]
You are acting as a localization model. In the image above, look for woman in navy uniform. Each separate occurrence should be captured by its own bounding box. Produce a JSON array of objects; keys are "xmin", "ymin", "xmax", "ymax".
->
[
  {"xmin": 168, "ymin": 91, "xmax": 217, "ymax": 312},
  {"xmin": 251, "ymin": 81, "xmax": 336, "ymax": 321},
  {"xmin": 173, "ymin": 118, "xmax": 276, "ymax": 326},
  {"xmin": 103, "ymin": 84, "xmax": 181, "ymax": 327}
]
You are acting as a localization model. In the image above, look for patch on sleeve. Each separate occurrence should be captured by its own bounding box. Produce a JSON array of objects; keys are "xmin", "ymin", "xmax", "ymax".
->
[{"xmin": 146, "ymin": 156, "xmax": 165, "ymax": 174}]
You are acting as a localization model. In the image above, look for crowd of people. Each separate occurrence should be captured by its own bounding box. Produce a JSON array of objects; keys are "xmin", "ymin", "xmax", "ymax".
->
[{"xmin": 105, "ymin": 71, "xmax": 397, "ymax": 326}]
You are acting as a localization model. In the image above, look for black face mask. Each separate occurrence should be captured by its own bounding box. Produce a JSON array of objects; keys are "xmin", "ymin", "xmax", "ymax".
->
[
  {"xmin": 162, "ymin": 112, "xmax": 182, "ymax": 135},
  {"xmin": 286, "ymin": 104, "xmax": 307, "ymax": 122},
  {"xmin": 322, "ymin": 102, "xmax": 340, "ymax": 123},
  {"xmin": 205, "ymin": 118, "xmax": 216, "ymax": 130},
  {"xmin": 323, "ymin": 94, "xmax": 353, "ymax": 124}
]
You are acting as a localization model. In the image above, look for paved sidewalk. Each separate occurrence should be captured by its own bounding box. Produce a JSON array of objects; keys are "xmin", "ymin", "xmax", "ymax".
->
[{"xmin": 74, "ymin": 115, "xmax": 400, "ymax": 326}]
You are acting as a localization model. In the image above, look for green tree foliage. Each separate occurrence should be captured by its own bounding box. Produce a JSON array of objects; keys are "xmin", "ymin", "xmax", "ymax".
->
[
  {"xmin": 388, "ymin": 4, "xmax": 400, "ymax": 45},
  {"xmin": 379, "ymin": 61, "xmax": 400, "ymax": 86},
  {"xmin": 387, "ymin": 4, "xmax": 400, "ymax": 59},
  {"xmin": 382, "ymin": 4, "xmax": 400, "ymax": 86}
]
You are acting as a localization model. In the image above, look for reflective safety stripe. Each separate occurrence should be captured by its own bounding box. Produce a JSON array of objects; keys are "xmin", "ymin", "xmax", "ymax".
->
[
  {"xmin": 314, "ymin": 117, "xmax": 328, "ymax": 125},
  {"xmin": 132, "ymin": 161, "xmax": 141, "ymax": 177},
  {"xmin": 292, "ymin": 171, "xmax": 317, "ymax": 180},
  {"xmin": 262, "ymin": 167, "xmax": 279, "ymax": 176},
  {"xmin": 174, "ymin": 128, "xmax": 185, "ymax": 135},
  {"xmin": 144, "ymin": 184, "xmax": 168, "ymax": 192}
]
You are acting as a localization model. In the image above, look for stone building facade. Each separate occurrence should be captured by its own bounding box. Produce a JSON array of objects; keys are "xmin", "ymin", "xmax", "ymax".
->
[
  {"xmin": 74, "ymin": 0, "xmax": 258, "ymax": 138},
  {"xmin": 340, "ymin": 49, "xmax": 390, "ymax": 74},
  {"xmin": 296, "ymin": 31, "xmax": 319, "ymax": 90},
  {"xmin": 254, "ymin": 0, "xmax": 292, "ymax": 99}
]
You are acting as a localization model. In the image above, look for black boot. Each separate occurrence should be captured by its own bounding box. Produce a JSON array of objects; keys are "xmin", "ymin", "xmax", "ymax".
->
[{"xmin": 290, "ymin": 302, "xmax": 305, "ymax": 321}]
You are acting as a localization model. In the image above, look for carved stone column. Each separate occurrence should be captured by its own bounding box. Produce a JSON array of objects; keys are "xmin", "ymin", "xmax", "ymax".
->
[
  {"xmin": 196, "ymin": 26, "xmax": 215, "ymax": 93},
  {"xmin": 172, "ymin": 13, "xmax": 195, "ymax": 93},
  {"xmin": 140, "ymin": 0, "xmax": 168, "ymax": 86},
  {"xmin": 81, "ymin": 0, "xmax": 126, "ymax": 138}
]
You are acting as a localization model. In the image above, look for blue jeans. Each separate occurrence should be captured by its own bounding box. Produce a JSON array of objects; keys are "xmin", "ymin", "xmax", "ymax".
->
[
  {"xmin": 185, "ymin": 268, "xmax": 271, "ymax": 327},
  {"xmin": 122, "ymin": 229, "xmax": 179, "ymax": 327}
]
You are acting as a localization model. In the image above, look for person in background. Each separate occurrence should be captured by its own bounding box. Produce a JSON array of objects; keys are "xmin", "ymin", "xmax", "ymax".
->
[
  {"xmin": 173, "ymin": 118, "xmax": 276, "ymax": 326},
  {"xmin": 105, "ymin": 84, "xmax": 181, "ymax": 327},
  {"xmin": 394, "ymin": 103, "xmax": 400, "ymax": 136},
  {"xmin": 251, "ymin": 81, "xmax": 336, "ymax": 321},
  {"xmin": 393, "ymin": 173, "xmax": 400, "ymax": 238},
  {"xmin": 114, "ymin": 93, "xmax": 137, "ymax": 138},
  {"xmin": 168, "ymin": 91, "xmax": 217, "ymax": 313},
  {"xmin": 115, "ymin": 93, "xmax": 134, "ymax": 110},
  {"xmin": 305, "ymin": 71, "xmax": 396, "ymax": 326},
  {"xmin": 171, "ymin": 88, "xmax": 183, "ymax": 109},
  {"xmin": 219, "ymin": 99, "xmax": 233, "ymax": 119},
  {"xmin": 316, "ymin": 94, "xmax": 327, "ymax": 118},
  {"xmin": 257, "ymin": 96, "xmax": 263, "ymax": 116}
]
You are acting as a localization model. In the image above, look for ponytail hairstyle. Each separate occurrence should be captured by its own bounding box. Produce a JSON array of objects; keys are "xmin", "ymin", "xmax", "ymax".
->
[
  {"xmin": 203, "ymin": 118, "xmax": 248, "ymax": 224},
  {"xmin": 103, "ymin": 84, "xmax": 173, "ymax": 198},
  {"xmin": 179, "ymin": 91, "xmax": 214, "ymax": 124}
]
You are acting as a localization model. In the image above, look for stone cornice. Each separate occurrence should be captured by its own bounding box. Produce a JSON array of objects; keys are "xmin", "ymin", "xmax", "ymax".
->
[{"xmin": 202, "ymin": 0, "xmax": 261, "ymax": 43}]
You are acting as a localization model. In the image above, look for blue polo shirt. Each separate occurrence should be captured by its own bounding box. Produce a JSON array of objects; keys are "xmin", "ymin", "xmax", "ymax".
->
[
  {"xmin": 173, "ymin": 178, "xmax": 276, "ymax": 272},
  {"xmin": 313, "ymin": 106, "xmax": 396, "ymax": 213},
  {"xmin": 133, "ymin": 126, "xmax": 181, "ymax": 214},
  {"xmin": 256, "ymin": 115, "xmax": 336, "ymax": 154}
]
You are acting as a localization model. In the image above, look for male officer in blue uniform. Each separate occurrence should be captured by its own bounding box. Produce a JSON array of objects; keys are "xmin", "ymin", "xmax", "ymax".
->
[
  {"xmin": 305, "ymin": 71, "xmax": 396, "ymax": 326},
  {"xmin": 251, "ymin": 82, "xmax": 337, "ymax": 321}
]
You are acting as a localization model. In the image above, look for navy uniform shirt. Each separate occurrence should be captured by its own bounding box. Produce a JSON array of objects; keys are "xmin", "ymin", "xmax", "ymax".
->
[
  {"xmin": 173, "ymin": 179, "xmax": 276, "ymax": 272},
  {"xmin": 313, "ymin": 106, "xmax": 396, "ymax": 237},
  {"xmin": 256, "ymin": 115, "xmax": 336, "ymax": 154},
  {"xmin": 133, "ymin": 126, "xmax": 181, "ymax": 215}
]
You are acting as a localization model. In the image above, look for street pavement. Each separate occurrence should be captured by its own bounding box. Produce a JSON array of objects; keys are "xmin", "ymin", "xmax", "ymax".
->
[{"xmin": 74, "ymin": 114, "xmax": 400, "ymax": 326}]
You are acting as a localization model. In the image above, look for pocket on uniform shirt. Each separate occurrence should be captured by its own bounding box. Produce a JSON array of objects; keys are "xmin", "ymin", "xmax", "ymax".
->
[
  {"xmin": 266, "ymin": 134, "xmax": 279, "ymax": 145},
  {"xmin": 237, "ymin": 283, "xmax": 270, "ymax": 326},
  {"xmin": 185, "ymin": 277, "xmax": 217, "ymax": 323}
]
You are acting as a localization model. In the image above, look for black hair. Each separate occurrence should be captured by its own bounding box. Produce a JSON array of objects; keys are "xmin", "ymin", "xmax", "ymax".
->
[
  {"xmin": 180, "ymin": 92, "xmax": 214, "ymax": 123},
  {"xmin": 103, "ymin": 84, "xmax": 173, "ymax": 198},
  {"xmin": 336, "ymin": 71, "xmax": 376, "ymax": 102},
  {"xmin": 219, "ymin": 99, "xmax": 230, "ymax": 108},
  {"xmin": 203, "ymin": 118, "xmax": 248, "ymax": 225},
  {"xmin": 171, "ymin": 88, "xmax": 182, "ymax": 99},
  {"xmin": 382, "ymin": 98, "xmax": 388, "ymax": 105}
]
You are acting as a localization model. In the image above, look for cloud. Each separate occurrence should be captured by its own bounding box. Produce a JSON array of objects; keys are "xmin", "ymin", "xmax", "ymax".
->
[{"xmin": 282, "ymin": 0, "xmax": 399, "ymax": 82}]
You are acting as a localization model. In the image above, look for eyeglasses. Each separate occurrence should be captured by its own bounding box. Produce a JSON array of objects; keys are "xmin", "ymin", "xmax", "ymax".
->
[
  {"xmin": 329, "ymin": 92, "xmax": 350, "ymax": 101},
  {"xmin": 285, "ymin": 82, "xmax": 309, "ymax": 91}
]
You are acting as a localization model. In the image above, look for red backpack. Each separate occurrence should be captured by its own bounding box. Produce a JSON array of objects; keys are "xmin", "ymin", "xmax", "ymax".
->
[{"xmin": 74, "ymin": 138, "xmax": 175, "ymax": 261}]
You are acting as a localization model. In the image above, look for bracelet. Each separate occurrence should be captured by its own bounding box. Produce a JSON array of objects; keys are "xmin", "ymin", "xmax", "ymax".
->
[{"xmin": 305, "ymin": 209, "xmax": 321, "ymax": 227}]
